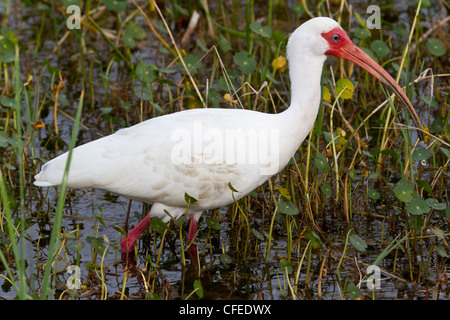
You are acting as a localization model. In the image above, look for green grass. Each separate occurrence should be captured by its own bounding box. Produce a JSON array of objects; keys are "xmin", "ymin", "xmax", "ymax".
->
[{"xmin": 0, "ymin": 0, "xmax": 449, "ymax": 300}]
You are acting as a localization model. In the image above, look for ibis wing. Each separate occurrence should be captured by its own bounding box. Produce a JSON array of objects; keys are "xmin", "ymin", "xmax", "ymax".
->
[{"xmin": 34, "ymin": 108, "xmax": 278, "ymax": 208}]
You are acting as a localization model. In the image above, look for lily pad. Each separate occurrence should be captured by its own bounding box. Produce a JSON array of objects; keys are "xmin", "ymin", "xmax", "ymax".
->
[
  {"xmin": 123, "ymin": 22, "xmax": 146, "ymax": 48},
  {"xmin": 151, "ymin": 217, "xmax": 175, "ymax": 236},
  {"xmin": 251, "ymin": 228, "xmax": 265, "ymax": 241},
  {"xmin": 368, "ymin": 188, "xmax": 380, "ymax": 200},
  {"xmin": 314, "ymin": 153, "xmax": 329, "ymax": 173},
  {"xmin": 133, "ymin": 85, "xmax": 152, "ymax": 101},
  {"xmin": 349, "ymin": 233, "xmax": 367, "ymax": 252},
  {"xmin": 322, "ymin": 85, "xmax": 331, "ymax": 102},
  {"xmin": 205, "ymin": 217, "xmax": 221, "ymax": 230},
  {"xmin": 336, "ymin": 78, "xmax": 355, "ymax": 100},
  {"xmin": 426, "ymin": 198, "xmax": 446, "ymax": 211},
  {"xmin": 278, "ymin": 199, "xmax": 299, "ymax": 216},
  {"xmin": 370, "ymin": 40, "xmax": 390, "ymax": 58},
  {"xmin": 353, "ymin": 27, "xmax": 370, "ymax": 39},
  {"xmin": 220, "ymin": 253, "xmax": 232, "ymax": 264},
  {"xmin": 61, "ymin": 0, "xmax": 81, "ymax": 7},
  {"xmin": 320, "ymin": 184, "xmax": 332, "ymax": 196},
  {"xmin": 426, "ymin": 39, "xmax": 446, "ymax": 57},
  {"xmin": 412, "ymin": 147, "xmax": 431, "ymax": 161},
  {"xmin": 405, "ymin": 196, "xmax": 429, "ymax": 215},
  {"xmin": 217, "ymin": 33, "xmax": 231, "ymax": 52},
  {"xmin": 347, "ymin": 283, "xmax": 362, "ymax": 299},
  {"xmin": 178, "ymin": 54, "xmax": 203, "ymax": 75},
  {"xmin": 86, "ymin": 236, "xmax": 109, "ymax": 256},
  {"xmin": 135, "ymin": 62, "xmax": 159, "ymax": 83},
  {"xmin": 394, "ymin": 179, "xmax": 415, "ymax": 203},
  {"xmin": 104, "ymin": 0, "xmax": 127, "ymax": 12},
  {"xmin": 233, "ymin": 51, "xmax": 257, "ymax": 74},
  {"xmin": 249, "ymin": 21, "xmax": 272, "ymax": 38}
]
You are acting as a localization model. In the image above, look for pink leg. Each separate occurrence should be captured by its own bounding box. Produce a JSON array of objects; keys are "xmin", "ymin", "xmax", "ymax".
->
[
  {"xmin": 121, "ymin": 214, "xmax": 152, "ymax": 261},
  {"xmin": 187, "ymin": 217, "xmax": 198, "ymax": 258}
]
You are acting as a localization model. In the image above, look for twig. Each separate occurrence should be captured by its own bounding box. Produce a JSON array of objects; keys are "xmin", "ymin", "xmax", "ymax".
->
[{"xmin": 139, "ymin": 0, "xmax": 205, "ymax": 107}]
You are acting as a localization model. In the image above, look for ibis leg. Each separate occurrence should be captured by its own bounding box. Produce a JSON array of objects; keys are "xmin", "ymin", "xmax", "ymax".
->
[
  {"xmin": 121, "ymin": 214, "xmax": 152, "ymax": 263},
  {"xmin": 187, "ymin": 216, "xmax": 198, "ymax": 263}
]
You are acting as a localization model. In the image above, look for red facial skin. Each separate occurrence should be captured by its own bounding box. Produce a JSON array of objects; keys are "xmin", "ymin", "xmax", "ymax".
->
[{"xmin": 321, "ymin": 27, "xmax": 423, "ymax": 140}]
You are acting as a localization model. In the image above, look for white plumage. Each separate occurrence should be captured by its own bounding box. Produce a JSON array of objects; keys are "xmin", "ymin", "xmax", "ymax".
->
[{"xmin": 34, "ymin": 17, "xmax": 421, "ymax": 261}]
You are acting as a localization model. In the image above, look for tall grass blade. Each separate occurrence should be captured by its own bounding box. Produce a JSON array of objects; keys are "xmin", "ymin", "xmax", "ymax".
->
[{"xmin": 40, "ymin": 90, "xmax": 85, "ymax": 299}]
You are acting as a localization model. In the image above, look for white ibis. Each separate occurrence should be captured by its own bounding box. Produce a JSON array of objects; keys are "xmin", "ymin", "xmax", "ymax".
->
[{"xmin": 34, "ymin": 17, "xmax": 422, "ymax": 263}]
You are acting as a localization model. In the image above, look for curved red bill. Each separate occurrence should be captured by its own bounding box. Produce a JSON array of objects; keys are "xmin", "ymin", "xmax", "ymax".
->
[{"xmin": 322, "ymin": 27, "xmax": 423, "ymax": 140}]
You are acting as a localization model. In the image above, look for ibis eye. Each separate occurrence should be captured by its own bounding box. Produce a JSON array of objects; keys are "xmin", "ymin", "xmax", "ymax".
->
[{"xmin": 332, "ymin": 34, "xmax": 340, "ymax": 42}]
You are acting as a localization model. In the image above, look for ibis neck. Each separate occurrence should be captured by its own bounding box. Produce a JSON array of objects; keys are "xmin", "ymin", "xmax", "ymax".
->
[{"xmin": 277, "ymin": 54, "xmax": 326, "ymax": 169}]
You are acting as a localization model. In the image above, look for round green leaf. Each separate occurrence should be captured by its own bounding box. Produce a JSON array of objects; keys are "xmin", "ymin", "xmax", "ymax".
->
[
  {"xmin": 122, "ymin": 32, "xmax": 136, "ymax": 48},
  {"xmin": 349, "ymin": 233, "xmax": 367, "ymax": 252},
  {"xmin": 314, "ymin": 153, "xmax": 330, "ymax": 173},
  {"xmin": 150, "ymin": 217, "xmax": 174, "ymax": 235},
  {"xmin": 426, "ymin": 198, "xmax": 446, "ymax": 211},
  {"xmin": 368, "ymin": 188, "xmax": 380, "ymax": 200},
  {"xmin": 249, "ymin": 21, "xmax": 272, "ymax": 38},
  {"xmin": 205, "ymin": 217, "xmax": 221, "ymax": 230},
  {"xmin": 126, "ymin": 22, "xmax": 146, "ymax": 39},
  {"xmin": 134, "ymin": 85, "xmax": 152, "ymax": 101},
  {"xmin": 336, "ymin": 78, "xmax": 355, "ymax": 100},
  {"xmin": 347, "ymin": 283, "xmax": 362, "ymax": 299},
  {"xmin": 251, "ymin": 228, "xmax": 265, "ymax": 241},
  {"xmin": 426, "ymin": 39, "xmax": 446, "ymax": 57},
  {"xmin": 278, "ymin": 199, "xmax": 299, "ymax": 215},
  {"xmin": 233, "ymin": 51, "xmax": 257, "ymax": 74},
  {"xmin": 405, "ymin": 196, "xmax": 429, "ymax": 215},
  {"xmin": 412, "ymin": 147, "xmax": 431, "ymax": 161},
  {"xmin": 217, "ymin": 33, "xmax": 231, "ymax": 52},
  {"xmin": 220, "ymin": 253, "xmax": 232, "ymax": 264},
  {"xmin": 394, "ymin": 179, "xmax": 415, "ymax": 202},
  {"xmin": 178, "ymin": 54, "xmax": 203, "ymax": 75},
  {"xmin": 354, "ymin": 27, "xmax": 370, "ymax": 39},
  {"xmin": 320, "ymin": 184, "xmax": 332, "ymax": 196},
  {"xmin": 135, "ymin": 62, "xmax": 159, "ymax": 83},
  {"xmin": 104, "ymin": 0, "xmax": 127, "ymax": 12},
  {"xmin": 368, "ymin": 171, "xmax": 379, "ymax": 179},
  {"xmin": 62, "ymin": 0, "xmax": 81, "ymax": 8},
  {"xmin": 370, "ymin": 40, "xmax": 390, "ymax": 58},
  {"xmin": 0, "ymin": 38, "xmax": 14, "ymax": 54}
]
